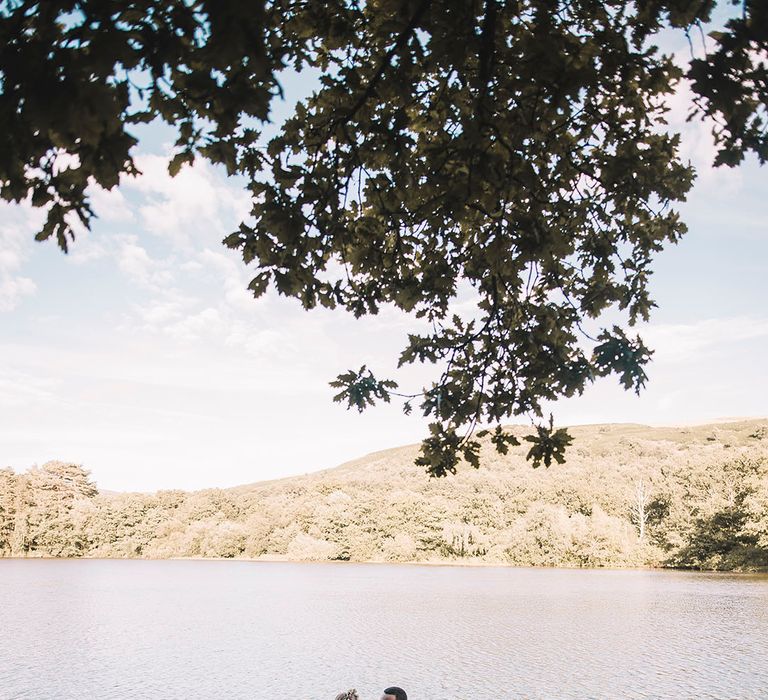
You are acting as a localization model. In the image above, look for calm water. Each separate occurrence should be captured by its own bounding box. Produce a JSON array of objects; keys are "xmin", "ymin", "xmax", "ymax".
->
[{"xmin": 1, "ymin": 561, "xmax": 767, "ymax": 699}]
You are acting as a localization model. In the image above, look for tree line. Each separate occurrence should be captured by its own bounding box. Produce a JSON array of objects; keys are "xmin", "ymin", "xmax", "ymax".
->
[{"xmin": 1, "ymin": 422, "xmax": 766, "ymax": 570}]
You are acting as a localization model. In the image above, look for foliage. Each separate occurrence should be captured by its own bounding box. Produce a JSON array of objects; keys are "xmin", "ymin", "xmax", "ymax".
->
[
  {"xmin": 1, "ymin": 422, "xmax": 766, "ymax": 570},
  {"xmin": 0, "ymin": 468, "xmax": 16, "ymax": 555},
  {"xmin": 4, "ymin": 461, "xmax": 97, "ymax": 556},
  {"xmin": 1, "ymin": 1, "xmax": 767, "ymax": 472},
  {"xmin": 0, "ymin": 0, "xmax": 282, "ymax": 248},
  {"xmin": 330, "ymin": 365, "xmax": 398, "ymax": 412},
  {"xmin": 688, "ymin": 0, "xmax": 768, "ymax": 166},
  {"xmin": 523, "ymin": 415, "xmax": 574, "ymax": 468}
]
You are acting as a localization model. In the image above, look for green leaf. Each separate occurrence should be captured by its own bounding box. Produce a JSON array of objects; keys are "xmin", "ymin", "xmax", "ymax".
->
[
  {"xmin": 524, "ymin": 416, "xmax": 573, "ymax": 468},
  {"xmin": 168, "ymin": 151, "xmax": 194, "ymax": 177},
  {"xmin": 330, "ymin": 366, "xmax": 398, "ymax": 413}
]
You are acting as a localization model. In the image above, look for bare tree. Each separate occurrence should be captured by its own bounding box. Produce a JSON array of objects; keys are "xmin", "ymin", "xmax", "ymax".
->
[{"xmin": 630, "ymin": 480, "xmax": 651, "ymax": 543}]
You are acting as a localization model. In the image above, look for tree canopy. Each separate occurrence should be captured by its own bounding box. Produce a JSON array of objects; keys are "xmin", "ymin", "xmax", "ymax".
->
[{"xmin": 1, "ymin": 0, "xmax": 766, "ymax": 475}]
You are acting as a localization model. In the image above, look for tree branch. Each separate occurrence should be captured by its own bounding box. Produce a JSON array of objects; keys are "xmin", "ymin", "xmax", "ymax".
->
[{"xmin": 339, "ymin": 0, "xmax": 431, "ymax": 126}]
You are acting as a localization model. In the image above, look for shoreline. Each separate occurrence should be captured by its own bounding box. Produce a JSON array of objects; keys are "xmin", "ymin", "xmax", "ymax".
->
[{"xmin": 2, "ymin": 555, "xmax": 766, "ymax": 574}]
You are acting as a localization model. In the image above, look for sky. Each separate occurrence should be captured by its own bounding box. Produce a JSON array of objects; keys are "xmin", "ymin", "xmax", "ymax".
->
[{"xmin": 1, "ymin": 28, "xmax": 767, "ymax": 493}]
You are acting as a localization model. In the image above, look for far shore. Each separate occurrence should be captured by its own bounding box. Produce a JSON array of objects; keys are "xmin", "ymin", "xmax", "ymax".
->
[
  {"xmin": 4, "ymin": 421, "xmax": 766, "ymax": 571},
  {"xmin": 3, "ymin": 555, "xmax": 767, "ymax": 575}
]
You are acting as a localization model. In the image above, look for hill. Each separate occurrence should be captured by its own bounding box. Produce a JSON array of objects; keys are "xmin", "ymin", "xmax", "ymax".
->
[{"xmin": 2, "ymin": 420, "xmax": 767, "ymax": 570}]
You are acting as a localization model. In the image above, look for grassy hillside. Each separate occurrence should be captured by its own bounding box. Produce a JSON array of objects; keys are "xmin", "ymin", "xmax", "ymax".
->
[{"xmin": 2, "ymin": 420, "xmax": 767, "ymax": 570}]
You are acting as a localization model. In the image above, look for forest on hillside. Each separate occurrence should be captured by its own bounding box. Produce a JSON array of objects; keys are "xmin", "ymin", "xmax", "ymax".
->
[{"xmin": 2, "ymin": 422, "xmax": 767, "ymax": 571}]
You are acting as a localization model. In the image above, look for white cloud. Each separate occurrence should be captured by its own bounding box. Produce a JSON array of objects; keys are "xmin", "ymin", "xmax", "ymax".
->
[
  {"xmin": 89, "ymin": 184, "xmax": 135, "ymax": 224},
  {"xmin": 0, "ymin": 201, "xmax": 44, "ymax": 312},
  {"xmin": 163, "ymin": 306, "xmax": 224, "ymax": 342},
  {"xmin": 222, "ymin": 320, "xmax": 289, "ymax": 358},
  {"xmin": 0, "ymin": 367, "xmax": 57, "ymax": 407},
  {"xmin": 642, "ymin": 316, "xmax": 768, "ymax": 364},
  {"xmin": 118, "ymin": 238, "xmax": 154, "ymax": 278},
  {"xmin": 116, "ymin": 235, "xmax": 174, "ymax": 290},
  {"xmin": 195, "ymin": 247, "xmax": 257, "ymax": 314},
  {"xmin": 136, "ymin": 298, "xmax": 188, "ymax": 326},
  {"xmin": 127, "ymin": 154, "xmax": 250, "ymax": 247},
  {"xmin": 0, "ymin": 276, "xmax": 36, "ymax": 312}
]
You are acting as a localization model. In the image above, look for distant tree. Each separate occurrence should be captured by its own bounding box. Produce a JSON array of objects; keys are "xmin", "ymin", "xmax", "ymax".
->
[
  {"xmin": 0, "ymin": 468, "xmax": 17, "ymax": 554},
  {"xmin": 743, "ymin": 479, "xmax": 768, "ymax": 550},
  {"xmin": 441, "ymin": 521, "xmax": 488, "ymax": 558},
  {"xmin": 2, "ymin": 1, "xmax": 766, "ymax": 474},
  {"xmin": 240, "ymin": 510, "xmax": 274, "ymax": 558},
  {"xmin": 505, "ymin": 503, "xmax": 575, "ymax": 566},
  {"xmin": 382, "ymin": 532, "xmax": 418, "ymax": 562},
  {"xmin": 286, "ymin": 532, "xmax": 339, "ymax": 561},
  {"xmin": 87, "ymin": 491, "xmax": 164, "ymax": 557},
  {"xmin": 572, "ymin": 505, "xmax": 639, "ymax": 567},
  {"xmin": 14, "ymin": 461, "xmax": 97, "ymax": 556},
  {"xmin": 674, "ymin": 502, "xmax": 766, "ymax": 570},
  {"xmin": 630, "ymin": 479, "xmax": 650, "ymax": 542}
]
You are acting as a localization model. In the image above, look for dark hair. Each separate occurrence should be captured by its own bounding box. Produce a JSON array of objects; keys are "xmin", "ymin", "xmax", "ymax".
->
[{"xmin": 384, "ymin": 688, "xmax": 407, "ymax": 700}]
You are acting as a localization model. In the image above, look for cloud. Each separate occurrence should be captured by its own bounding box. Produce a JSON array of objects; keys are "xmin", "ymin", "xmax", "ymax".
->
[
  {"xmin": 89, "ymin": 184, "xmax": 135, "ymax": 224},
  {"xmin": 0, "ymin": 367, "xmax": 57, "ymax": 407},
  {"xmin": 0, "ymin": 201, "xmax": 44, "ymax": 312},
  {"xmin": 195, "ymin": 247, "xmax": 256, "ymax": 314},
  {"xmin": 162, "ymin": 306, "xmax": 224, "ymax": 342},
  {"xmin": 118, "ymin": 238, "xmax": 154, "ymax": 279},
  {"xmin": 642, "ymin": 316, "xmax": 768, "ymax": 364},
  {"xmin": 116, "ymin": 235, "xmax": 175, "ymax": 291},
  {"xmin": 0, "ymin": 276, "xmax": 36, "ymax": 312},
  {"xmin": 115, "ymin": 240, "xmax": 305, "ymax": 363},
  {"xmin": 126, "ymin": 154, "xmax": 250, "ymax": 247},
  {"xmin": 135, "ymin": 298, "xmax": 189, "ymax": 326}
]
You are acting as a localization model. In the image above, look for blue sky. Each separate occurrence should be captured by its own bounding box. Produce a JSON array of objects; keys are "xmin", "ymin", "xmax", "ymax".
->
[{"xmin": 1, "ymin": 32, "xmax": 766, "ymax": 492}]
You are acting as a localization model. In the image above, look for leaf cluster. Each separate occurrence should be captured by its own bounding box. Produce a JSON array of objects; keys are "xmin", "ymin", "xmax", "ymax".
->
[{"xmin": 330, "ymin": 365, "xmax": 398, "ymax": 412}]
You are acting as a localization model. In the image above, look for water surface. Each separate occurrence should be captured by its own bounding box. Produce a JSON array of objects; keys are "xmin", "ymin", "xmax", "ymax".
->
[{"xmin": 1, "ymin": 560, "xmax": 767, "ymax": 699}]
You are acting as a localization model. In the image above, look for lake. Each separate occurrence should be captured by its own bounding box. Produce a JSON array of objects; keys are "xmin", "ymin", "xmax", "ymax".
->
[{"xmin": 0, "ymin": 560, "xmax": 767, "ymax": 699}]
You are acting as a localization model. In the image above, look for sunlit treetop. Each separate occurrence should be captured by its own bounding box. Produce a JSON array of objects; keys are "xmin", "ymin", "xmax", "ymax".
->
[{"xmin": 1, "ymin": 0, "xmax": 766, "ymax": 476}]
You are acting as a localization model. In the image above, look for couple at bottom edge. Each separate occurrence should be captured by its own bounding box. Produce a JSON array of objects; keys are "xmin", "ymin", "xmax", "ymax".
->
[{"xmin": 335, "ymin": 686, "xmax": 406, "ymax": 700}]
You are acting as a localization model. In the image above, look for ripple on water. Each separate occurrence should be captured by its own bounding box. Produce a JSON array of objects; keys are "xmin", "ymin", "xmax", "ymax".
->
[{"xmin": 0, "ymin": 561, "xmax": 767, "ymax": 699}]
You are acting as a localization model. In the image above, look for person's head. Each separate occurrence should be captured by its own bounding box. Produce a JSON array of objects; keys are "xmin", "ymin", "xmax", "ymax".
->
[
  {"xmin": 381, "ymin": 687, "xmax": 407, "ymax": 700},
  {"xmin": 335, "ymin": 691, "xmax": 359, "ymax": 700},
  {"xmin": 334, "ymin": 691, "xmax": 359, "ymax": 700}
]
